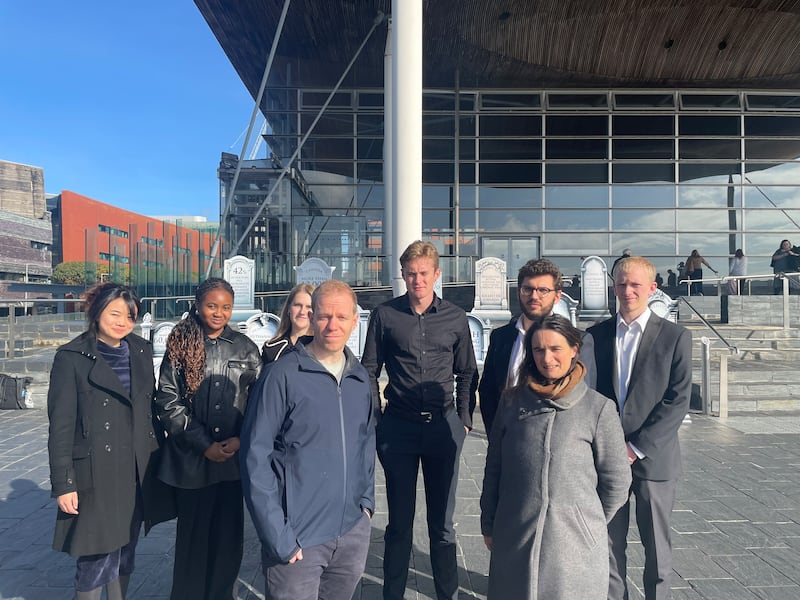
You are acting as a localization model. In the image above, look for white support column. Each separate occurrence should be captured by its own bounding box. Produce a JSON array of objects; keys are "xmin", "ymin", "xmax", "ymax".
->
[
  {"xmin": 391, "ymin": 0, "xmax": 423, "ymax": 297},
  {"xmin": 383, "ymin": 20, "xmax": 393, "ymax": 290}
]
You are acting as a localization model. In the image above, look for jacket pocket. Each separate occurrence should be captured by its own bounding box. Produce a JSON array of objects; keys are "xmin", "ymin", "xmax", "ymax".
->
[
  {"xmin": 573, "ymin": 504, "xmax": 598, "ymax": 548},
  {"xmin": 71, "ymin": 454, "xmax": 93, "ymax": 491}
]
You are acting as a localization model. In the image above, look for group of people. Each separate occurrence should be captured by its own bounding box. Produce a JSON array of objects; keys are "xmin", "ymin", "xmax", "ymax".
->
[
  {"xmin": 47, "ymin": 241, "xmax": 691, "ymax": 600},
  {"xmin": 479, "ymin": 255, "xmax": 690, "ymax": 600},
  {"xmin": 672, "ymin": 240, "xmax": 798, "ymax": 296}
]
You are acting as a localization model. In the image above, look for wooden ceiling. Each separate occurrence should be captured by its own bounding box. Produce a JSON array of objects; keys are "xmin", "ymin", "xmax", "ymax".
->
[{"xmin": 195, "ymin": 0, "xmax": 800, "ymax": 98}]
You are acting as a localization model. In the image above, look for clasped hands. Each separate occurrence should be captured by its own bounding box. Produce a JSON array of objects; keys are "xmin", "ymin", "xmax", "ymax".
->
[{"xmin": 203, "ymin": 437, "xmax": 240, "ymax": 462}]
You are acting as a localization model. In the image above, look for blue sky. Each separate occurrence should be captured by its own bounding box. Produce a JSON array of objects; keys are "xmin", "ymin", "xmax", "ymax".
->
[{"xmin": 0, "ymin": 2, "xmax": 256, "ymax": 219}]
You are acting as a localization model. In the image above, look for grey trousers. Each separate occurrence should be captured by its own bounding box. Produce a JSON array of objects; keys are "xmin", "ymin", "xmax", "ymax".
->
[{"xmin": 263, "ymin": 513, "xmax": 371, "ymax": 600}]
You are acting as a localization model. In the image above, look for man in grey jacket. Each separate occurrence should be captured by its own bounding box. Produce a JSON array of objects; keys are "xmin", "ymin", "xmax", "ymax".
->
[{"xmin": 241, "ymin": 280, "xmax": 376, "ymax": 600}]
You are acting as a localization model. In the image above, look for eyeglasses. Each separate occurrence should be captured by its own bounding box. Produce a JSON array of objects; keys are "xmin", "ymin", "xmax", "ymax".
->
[{"xmin": 519, "ymin": 286, "xmax": 554, "ymax": 297}]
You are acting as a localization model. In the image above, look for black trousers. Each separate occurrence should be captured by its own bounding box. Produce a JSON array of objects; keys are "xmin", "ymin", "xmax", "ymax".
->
[
  {"xmin": 377, "ymin": 408, "xmax": 466, "ymax": 600},
  {"xmin": 171, "ymin": 480, "xmax": 244, "ymax": 600},
  {"xmin": 608, "ymin": 477, "xmax": 677, "ymax": 600}
]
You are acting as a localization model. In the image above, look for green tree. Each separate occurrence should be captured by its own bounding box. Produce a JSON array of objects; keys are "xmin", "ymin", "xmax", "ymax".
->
[{"xmin": 52, "ymin": 262, "xmax": 114, "ymax": 285}]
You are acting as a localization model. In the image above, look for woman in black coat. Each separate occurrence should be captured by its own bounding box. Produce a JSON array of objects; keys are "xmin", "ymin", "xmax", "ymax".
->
[{"xmin": 47, "ymin": 283, "xmax": 160, "ymax": 600}]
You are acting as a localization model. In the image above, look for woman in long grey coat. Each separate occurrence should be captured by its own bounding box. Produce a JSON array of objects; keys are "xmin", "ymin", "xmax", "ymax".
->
[
  {"xmin": 48, "ymin": 283, "xmax": 160, "ymax": 600},
  {"xmin": 480, "ymin": 315, "xmax": 631, "ymax": 600}
]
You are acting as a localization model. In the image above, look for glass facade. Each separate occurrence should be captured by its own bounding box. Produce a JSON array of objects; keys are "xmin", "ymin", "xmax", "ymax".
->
[{"xmin": 225, "ymin": 89, "xmax": 800, "ymax": 288}]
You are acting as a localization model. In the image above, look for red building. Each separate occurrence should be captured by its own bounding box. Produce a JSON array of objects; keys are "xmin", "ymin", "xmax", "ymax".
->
[{"xmin": 48, "ymin": 191, "xmax": 217, "ymax": 295}]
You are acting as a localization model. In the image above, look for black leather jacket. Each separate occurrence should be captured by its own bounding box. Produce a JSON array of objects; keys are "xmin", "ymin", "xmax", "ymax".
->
[{"xmin": 154, "ymin": 325, "xmax": 261, "ymax": 489}]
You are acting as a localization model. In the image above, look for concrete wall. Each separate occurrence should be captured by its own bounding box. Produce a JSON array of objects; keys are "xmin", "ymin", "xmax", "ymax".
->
[{"xmin": 726, "ymin": 296, "xmax": 800, "ymax": 328}]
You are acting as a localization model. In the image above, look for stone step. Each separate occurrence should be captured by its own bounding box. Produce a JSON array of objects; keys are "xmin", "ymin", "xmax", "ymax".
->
[
  {"xmin": 693, "ymin": 372, "xmax": 797, "ymax": 387},
  {"xmin": 726, "ymin": 397, "xmax": 800, "ymax": 413}
]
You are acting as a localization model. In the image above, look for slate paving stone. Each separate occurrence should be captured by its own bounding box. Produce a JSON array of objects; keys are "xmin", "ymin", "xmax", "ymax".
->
[
  {"xmin": 673, "ymin": 548, "xmax": 733, "ymax": 579},
  {"xmin": 712, "ymin": 555, "xmax": 794, "ymax": 587},
  {"xmin": 751, "ymin": 547, "xmax": 800, "ymax": 585},
  {"xmin": 671, "ymin": 508, "xmax": 722, "ymax": 533},
  {"xmin": 5, "ymin": 410, "xmax": 800, "ymax": 598},
  {"xmin": 680, "ymin": 499, "xmax": 751, "ymax": 522},
  {"xmin": 749, "ymin": 585, "xmax": 800, "ymax": 600},
  {"xmin": 713, "ymin": 521, "xmax": 792, "ymax": 550},
  {"xmin": 673, "ymin": 531, "xmax": 752, "ymax": 557}
]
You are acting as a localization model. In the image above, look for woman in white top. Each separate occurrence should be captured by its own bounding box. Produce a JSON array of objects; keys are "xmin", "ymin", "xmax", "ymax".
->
[{"xmin": 728, "ymin": 249, "xmax": 747, "ymax": 295}]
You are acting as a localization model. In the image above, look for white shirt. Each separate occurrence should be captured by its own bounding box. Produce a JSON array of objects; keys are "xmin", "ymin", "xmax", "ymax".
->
[
  {"xmin": 616, "ymin": 308, "xmax": 651, "ymax": 459},
  {"xmin": 615, "ymin": 308, "xmax": 652, "ymax": 411},
  {"xmin": 506, "ymin": 316, "xmax": 527, "ymax": 388}
]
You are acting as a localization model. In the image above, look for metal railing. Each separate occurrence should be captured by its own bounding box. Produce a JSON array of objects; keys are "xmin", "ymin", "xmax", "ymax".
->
[
  {"xmin": 679, "ymin": 270, "xmax": 800, "ymax": 297},
  {"xmin": 676, "ymin": 296, "xmax": 739, "ymax": 419}
]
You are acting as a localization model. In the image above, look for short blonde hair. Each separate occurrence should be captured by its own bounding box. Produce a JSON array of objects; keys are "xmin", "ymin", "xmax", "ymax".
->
[
  {"xmin": 312, "ymin": 280, "xmax": 358, "ymax": 316},
  {"xmin": 614, "ymin": 256, "xmax": 656, "ymax": 283}
]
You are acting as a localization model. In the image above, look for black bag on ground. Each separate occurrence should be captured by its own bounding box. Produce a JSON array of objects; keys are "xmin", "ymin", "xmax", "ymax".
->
[{"xmin": 0, "ymin": 375, "xmax": 31, "ymax": 409}]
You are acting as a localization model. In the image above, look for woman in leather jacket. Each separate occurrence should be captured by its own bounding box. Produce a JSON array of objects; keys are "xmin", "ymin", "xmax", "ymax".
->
[
  {"xmin": 260, "ymin": 282, "xmax": 314, "ymax": 364},
  {"xmin": 154, "ymin": 277, "xmax": 261, "ymax": 600}
]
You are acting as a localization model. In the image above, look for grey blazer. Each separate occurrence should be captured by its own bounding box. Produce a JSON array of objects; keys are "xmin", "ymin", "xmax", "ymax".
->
[{"xmin": 588, "ymin": 313, "xmax": 692, "ymax": 481}]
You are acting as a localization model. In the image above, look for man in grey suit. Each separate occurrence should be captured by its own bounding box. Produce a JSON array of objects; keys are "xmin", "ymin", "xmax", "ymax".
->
[
  {"xmin": 478, "ymin": 258, "xmax": 596, "ymax": 434},
  {"xmin": 588, "ymin": 256, "xmax": 692, "ymax": 600}
]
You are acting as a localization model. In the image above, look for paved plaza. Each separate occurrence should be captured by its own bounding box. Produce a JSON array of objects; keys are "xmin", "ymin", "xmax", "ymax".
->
[{"xmin": 2, "ymin": 409, "xmax": 800, "ymax": 599}]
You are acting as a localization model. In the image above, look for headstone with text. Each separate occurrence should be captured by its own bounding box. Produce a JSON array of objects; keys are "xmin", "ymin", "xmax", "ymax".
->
[
  {"xmin": 151, "ymin": 321, "xmax": 177, "ymax": 381},
  {"xmin": 295, "ymin": 257, "xmax": 336, "ymax": 286},
  {"xmin": 243, "ymin": 312, "xmax": 281, "ymax": 349},
  {"xmin": 471, "ymin": 257, "xmax": 511, "ymax": 326},
  {"xmin": 223, "ymin": 255, "xmax": 256, "ymax": 311},
  {"xmin": 579, "ymin": 256, "xmax": 609, "ymax": 319},
  {"xmin": 345, "ymin": 305, "xmax": 371, "ymax": 360},
  {"xmin": 224, "ymin": 255, "xmax": 260, "ymax": 323}
]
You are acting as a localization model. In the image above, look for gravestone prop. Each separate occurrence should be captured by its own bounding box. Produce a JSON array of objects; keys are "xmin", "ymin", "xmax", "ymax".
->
[
  {"xmin": 466, "ymin": 313, "xmax": 490, "ymax": 365},
  {"xmin": 224, "ymin": 255, "xmax": 260, "ymax": 323},
  {"xmin": 243, "ymin": 312, "xmax": 281, "ymax": 349},
  {"xmin": 471, "ymin": 257, "xmax": 512, "ymax": 326},
  {"xmin": 345, "ymin": 305, "xmax": 372, "ymax": 360},
  {"xmin": 552, "ymin": 292, "xmax": 579, "ymax": 326},
  {"xmin": 295, "ymin": 257, "xmax": 336, "ymax": 285},
  {"xmin": 140, "ymin": 312, "xmax": 153, "ymax": 341},
  {"xmin": 648, "ymin": 288, "xmax": 679, "ymax": 323},
  {"xmin": 151, "ymin": 321, "xmax": 177, "ymax": 382},
  {"xmin": 579, "ymin": 256, "xmax": 609, "ymax": 319}
]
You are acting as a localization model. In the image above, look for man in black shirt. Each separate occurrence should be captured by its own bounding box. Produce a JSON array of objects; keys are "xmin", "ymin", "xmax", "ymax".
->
[{"xmin": 362, "ymin": 240, "xmax": 476, "ymax": 600}]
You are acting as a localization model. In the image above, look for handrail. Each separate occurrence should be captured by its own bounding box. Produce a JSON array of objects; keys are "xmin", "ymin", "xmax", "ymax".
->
[
  {"xmin": 679, "ymin": 270, "xmax": 800, "ymax": 296},
  {"xmin": 677, "ymin": 275, "xmax": 724, "ymax": 296},
  {"xmin": 675, "ymin": 296, "xmax": 739, "ymax": 354}
]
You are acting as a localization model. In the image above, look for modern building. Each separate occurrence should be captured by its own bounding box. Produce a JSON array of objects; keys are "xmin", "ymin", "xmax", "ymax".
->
[
  {"xmin": 0, "ymin": 160, "xmax": 53, "ymax": 295},
  {"xmin": 196, "ymin": 1, "xmax": 800, "ymax": 290},
  {"xmin": 47, "ymin": 191, "xmax": 217, "ymax": 299}
]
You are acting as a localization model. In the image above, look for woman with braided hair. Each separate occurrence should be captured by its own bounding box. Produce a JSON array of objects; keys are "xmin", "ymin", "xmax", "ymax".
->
[{"xmin": 154, "ymin": 277, "xmax": 261, "ymax": 600}]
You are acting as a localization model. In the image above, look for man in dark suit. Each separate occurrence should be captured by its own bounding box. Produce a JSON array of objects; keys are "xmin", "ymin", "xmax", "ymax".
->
[
  {"xmin": 478, "ymin": 258, "xmax": 596, "ymax": 434},
  {"xmin": 588, "ymin": 256, "xmax": 692, "ymax": 600}
]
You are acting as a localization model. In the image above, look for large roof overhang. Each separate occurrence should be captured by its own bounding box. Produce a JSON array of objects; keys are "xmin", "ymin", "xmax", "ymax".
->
[{"xmin": 195, "ymin": 0, "xmax": 800, "ymax": 97}]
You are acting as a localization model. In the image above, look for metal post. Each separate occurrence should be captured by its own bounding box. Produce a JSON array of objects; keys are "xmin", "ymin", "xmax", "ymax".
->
[
  {"xmin": 701, "ymin": 336, "xmax": 711, "ymax": 415},
  {"xmin": 783, "ymin": 276, "xmax": 790, "ymax": 330},
  {"xmin": 8, "ymin": 308, "xmax": 15, "ymax": 359},
  {"xmin": 718, "ymin": 351, "xmax": 729, "ymax": 419}
]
